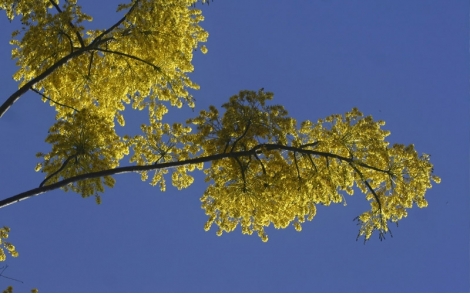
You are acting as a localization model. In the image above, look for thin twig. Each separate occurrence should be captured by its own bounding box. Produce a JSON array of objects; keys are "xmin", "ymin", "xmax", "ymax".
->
[
  {"xmin": 30, "ymin": 88, "xmax": 79, "ymax": 112},
  {"xmin": 230, "ymin": 121, "xmax": 251, "ymax": 152},
  {"xmin": 95, "ymin": 48, "xmax": 161, "ymax": 71},
  {"xmin": 39, "ymin": 154, "xmax": 78, "ymax": 187},
  {"xmin": 58, "ymin": 29, "xmax": 75, "ymax": 53},
  {"xmin": 0, "ymin": 265, "xmax": 23, "ymax": 284}
]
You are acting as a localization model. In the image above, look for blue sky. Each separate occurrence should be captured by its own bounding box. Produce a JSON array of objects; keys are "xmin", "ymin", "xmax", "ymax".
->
[{"xmin": 0, "ymin": 1, "xmax": 468, "ymax": 292}]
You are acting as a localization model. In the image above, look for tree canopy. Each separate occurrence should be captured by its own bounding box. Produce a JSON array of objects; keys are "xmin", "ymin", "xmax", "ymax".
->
[{"xmin": 0, "ymin": 0, "xmax": 440, "ymax": 267}]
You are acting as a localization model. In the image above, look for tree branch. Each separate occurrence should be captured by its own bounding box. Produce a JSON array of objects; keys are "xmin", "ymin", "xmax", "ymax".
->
[
  {"xmin": 39, "ymin": 154, "xmax": 78, "ymax": 187},
  {"xmin": 293, "ymin": 152, "xmax": 302, "ymax": 182},
  {"xmin": 95, "ymin": 48, "xmax": 161, "ymax": 71},
  {"xmin": 30, "ymin": 88, "xmax": 79, "ymax": 112},
  {"xmin": 0, "ymin": 1, "xmax": 139, "ymax": 118},
  {"xmin": 87, "ymin": 52, "xmax": 94, "ymax": 77},
  {"xmin": 230, "ymin": 121, "xmax": 251, "ymax": 152},
  {"xmin": 305, "ymin": 153, "xmax": 318, "ymax": 173},
  {"xmin": 348, "ymin": 162, "xmax": 389, "ymax": 240},
  {"xmin": 0, "ymin": 46, "xmax": 89, "ymax": 118},
  {"xmin": 90, "ymin": 0, "xmax": 140, "ymax": 47},
  {"xmin": 0, "ymin": 35, "xmax": 111, "ymax": 119},
  {"xmin": 49, "ymin": 0, "xmax": 85, "ymax": 48},
  {"xmin": 58, "ymin": 29, "xmax": 75, "ymax": 53},
  {"xmin": 0, "ymin": 143, "xmax": 393, "ymax": 209},
  {"xmin": 348, "ymin": 162, "xmax": 382, "ymax": 212},
  {"xmin": 253, "ymin": 152, "xmax": 266, "ymax": 175},
  {"xmin": 234, "ymin": 157, "xmax": 247, "ymax": 192}
]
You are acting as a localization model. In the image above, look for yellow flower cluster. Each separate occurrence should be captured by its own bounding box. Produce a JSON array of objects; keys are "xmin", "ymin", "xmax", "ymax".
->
[
  {"xmin": 24, "ymin": 0, "xmax": 207, "ymax": 199},
  {"xmin": 128, "ymin": 116, "xmax": 202, "ymax": 191},
  {"xmin": 0, "ymin": 227, "xmax": 18, "ymax": 261},
  {"xmin": 185, "ymin": 90, "xmax": 439, "ymax": 242},
  {"xmin": 7, "ymin": 0, "xmax": 207, "ymax": 123},
  {"xmin": 35, "ymin": 107, "xmax": 128, "ymax": 197}
]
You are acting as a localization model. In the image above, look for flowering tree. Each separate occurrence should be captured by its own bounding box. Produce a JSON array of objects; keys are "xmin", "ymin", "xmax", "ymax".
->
[{"xmin": 0, "ymin": 0, "xmax": 440, "ymax": 267}]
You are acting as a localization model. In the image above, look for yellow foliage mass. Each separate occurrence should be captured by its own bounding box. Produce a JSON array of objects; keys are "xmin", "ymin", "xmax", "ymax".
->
[
  {"xmin": 0, "ymin": 1, "xmax": 440, "ymax": 252},
  {"xmin": 184, "ymin": 90, "xmax": 439, "ymax": 242},
  {"xmin": 4, "ymin": 0, "xmax": 207, "ymax": 122},
  {"xmin": 125, "ymin": 89, "xmax": 439, "ymax": 242}
]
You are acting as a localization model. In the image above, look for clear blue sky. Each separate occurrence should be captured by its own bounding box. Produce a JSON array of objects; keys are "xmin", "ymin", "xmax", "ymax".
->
[{"xmin": 0, "ymin": 1, "xmax": 468, "ymax": 292}]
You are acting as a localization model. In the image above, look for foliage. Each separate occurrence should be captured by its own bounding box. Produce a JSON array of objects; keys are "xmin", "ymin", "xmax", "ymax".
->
[
  {"xmin": 0, "ymin": 227, "xmax": 18, "ymax": 261},
  {"xmin": 178, "ymin": 90, "xmax": 439, "ymax": 241},
  {"xmin": 0, "ymin": 0, "xmax": 440, "ymax": 272}
]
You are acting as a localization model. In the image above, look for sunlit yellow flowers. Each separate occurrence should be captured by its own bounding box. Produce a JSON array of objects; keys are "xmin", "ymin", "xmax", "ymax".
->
[
  {"xmin": 0, "ymin": 227, "xmax": 18, "ymax": 261},
  {"xmin": 35, "ymin": 107, "xmax": 128, "ymax": 197},
  {"xmin": 187, "ymin": 90, "xmax": 439, "ymax": 242}
]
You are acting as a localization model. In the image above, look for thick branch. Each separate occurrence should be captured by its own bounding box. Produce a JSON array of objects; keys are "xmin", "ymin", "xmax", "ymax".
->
[
  {"xmin": 0, "ymin": 46, "xmax": 90, "ymax": 118},
  {"xmin": 0, "ymin": 143, "xmax": 392, "ymax": 209}
]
